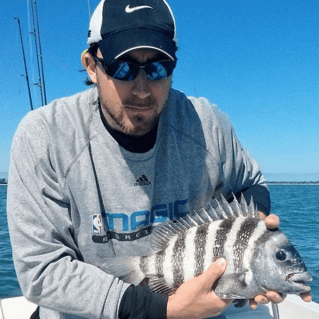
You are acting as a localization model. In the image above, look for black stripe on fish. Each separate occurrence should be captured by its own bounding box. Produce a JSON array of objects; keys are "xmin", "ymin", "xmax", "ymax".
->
[
  {"xmin": 233, "ymin": 218, "xmax": 259, "ymax": 271},
  {"xmin": 213, "ymin": 218, "xmax": 234, "ymax": 259},
  {"xmin": 253, "ymin": 227, "xmax": 272, "ymax": 249},
  {"xmin": 195, "ymin": 223, "xmax": 209, "ymax": 275},
  {"xmin": 155, "ymin": 249, "xmax": 165, "ymax": 278},
  {"xmin": 173, "ymin": 231, "xmax": 186, "ymax": 287},
  {"xmin": 249, "ymin": 226, "xmax": 273, "ymax": 271},
  {"xmin": 140, "ymin": 256, "xmax": 148, "ymax": 274}
]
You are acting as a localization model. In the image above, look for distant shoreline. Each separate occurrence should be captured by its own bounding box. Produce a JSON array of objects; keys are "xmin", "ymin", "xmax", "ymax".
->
[{"xmin": 268, "ymin": 181, "xmax": 319, "ymax": 185}]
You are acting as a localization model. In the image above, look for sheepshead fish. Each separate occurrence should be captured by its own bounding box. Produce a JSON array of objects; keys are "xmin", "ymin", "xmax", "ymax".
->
[{"xmin": 101, "ymin": 195, "xmax": 312, "ymax": 300}]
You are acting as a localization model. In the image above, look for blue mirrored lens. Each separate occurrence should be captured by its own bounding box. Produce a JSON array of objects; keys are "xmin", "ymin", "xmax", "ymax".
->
[
  {"xmin": 107, "ymin": 60, "xmax": 175, "ymax": 81},
  {"xmin": 112, "ymin": 62, "xmax": 135, "ymax": 81},
  {"xmin": 146, "ymin": 62, "xmax": 168, "ymax": 80}
]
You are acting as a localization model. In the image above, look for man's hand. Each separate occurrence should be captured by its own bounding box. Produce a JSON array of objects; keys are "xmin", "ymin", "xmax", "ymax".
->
[
  {"xmin": 167, "ymin": 258, "xmax": 232, "ymax": 319},
  {"xmin": 250, "ymin": 213, "xmax": 312, "ymax": 309}
]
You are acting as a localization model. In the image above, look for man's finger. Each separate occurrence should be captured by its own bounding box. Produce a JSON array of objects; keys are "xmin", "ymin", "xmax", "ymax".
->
[
  {"xmin": 200, "ymin": 258, "xmax": 227, "ymax": 289},
  {"xmin": 300, "ymin": 292, "xmax": 312, "ymax": 302},
  {"xmin": 264, "ymin": 214, "xmax": 280, "ymax": 229},
  {"xmin": 254, "ymin": 295, "xmax": 269, "ymax": 304},
  {"xmin": 265, "ymin": 291, "xmax": 286, "ymax": 304},
  {"xmin": 249, "ymin": 298, "xmax": 258, "ymax": 310}
]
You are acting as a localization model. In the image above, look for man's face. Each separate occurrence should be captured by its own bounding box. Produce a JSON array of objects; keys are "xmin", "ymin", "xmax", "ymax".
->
[{"xmin": 94, "ymin": 48, "xmax": 172, "ymax": 136}]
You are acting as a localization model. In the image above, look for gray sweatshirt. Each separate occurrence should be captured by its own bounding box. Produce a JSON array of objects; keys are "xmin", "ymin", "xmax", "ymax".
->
[{"xmin": 7, "ymin": 87, "xmax": 270, "ymax": 318}]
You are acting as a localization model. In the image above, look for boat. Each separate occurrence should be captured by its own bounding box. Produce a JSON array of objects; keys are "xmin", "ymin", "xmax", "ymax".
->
[{"xmin": 1, "ymin": 294, "xmax": 319, "ymax": 319}]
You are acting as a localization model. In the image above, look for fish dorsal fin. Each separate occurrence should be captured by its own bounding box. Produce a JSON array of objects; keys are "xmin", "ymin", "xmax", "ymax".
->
[
  {"xmin": 216, "ymin": 199, "xmax": 230, "ymax": 219},
  {"xmin": 240, "ymin": 193, "xmax": 249, "ymax": 215},
  {"xmin": 207, "ymin": 203, "xmax": 221, "ymax": 221},
  {"xmin": 248, "ymin": 196, "xmax": 259, "ymax": 218},
  {"xmin": 193, "ymin": 210, "xmax": 206, "ymax": 224},
  {"xmin": 151, "ymin": 193, "xmax": 260, "ymax": 251},
  {"xmin": 221, "ymin": 195, "xmax": 239, "ymax": 217},
  {"xmin": 238, "ymin": 194, "xmax": 260, "ymax": 219},
  {"xmin": 151, "ymin": 220, "xmax": 180, "ymax": 251},
  {"xmin": 204, "ymin": 194, "xmax": 260, "ymax": 221},
  {"xmin": 204, "ymin": 195, "xmax": 240, "ymax": 220},
  {"xmin": 191, "ymin": 197, "xmax": 233, "ymax": 223},
  {"xmin": 150, "ymin": 210, "xmax": 206, "ymax": 251},
  {"xmin": 187, "ymin": 214, "xmax": 200, "ymax": 226},
  {"xmin": 201, "ymin": 207, "xmax": 214, "ymax": 222},
  {"xmin": 229, "ymin": 193, "xmax": 245, "ymax": 217}
]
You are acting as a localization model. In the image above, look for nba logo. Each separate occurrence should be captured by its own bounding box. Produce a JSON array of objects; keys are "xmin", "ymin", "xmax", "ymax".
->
[{"xmin": 92, "ymin": 214, "xmax": 103, "ymax": 234}]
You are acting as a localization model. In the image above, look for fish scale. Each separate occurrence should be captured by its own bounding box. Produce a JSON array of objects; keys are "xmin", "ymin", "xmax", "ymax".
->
[{"xmin": 101, "ymin": 194, "xmax": 312, "ymax": 300}]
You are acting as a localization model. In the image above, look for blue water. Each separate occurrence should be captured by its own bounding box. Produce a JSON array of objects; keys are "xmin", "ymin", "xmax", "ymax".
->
[
  {"xmin": 0, "ymin": 185, "xmax": 23, "ymax": 298},
  {"xmin": 0, "ymin": 184, "xmax": 318, "ymax": 302}
]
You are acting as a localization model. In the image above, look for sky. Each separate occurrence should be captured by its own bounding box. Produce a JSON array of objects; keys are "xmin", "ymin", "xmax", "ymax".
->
[{"xmin": 1, "ymin": 0, "xmax": 318, "ymax": 180}]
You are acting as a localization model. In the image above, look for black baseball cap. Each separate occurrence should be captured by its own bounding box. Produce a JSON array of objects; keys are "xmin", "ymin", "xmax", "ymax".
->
[{"xmin": 87, "ymin": 0, "xmax": 178, "ymax": 63}]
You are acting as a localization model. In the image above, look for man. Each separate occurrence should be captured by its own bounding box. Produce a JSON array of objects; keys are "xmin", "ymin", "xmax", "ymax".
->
[{"xmin": 7, "ymin": 0, "xmax": 310, "ymax": 318}]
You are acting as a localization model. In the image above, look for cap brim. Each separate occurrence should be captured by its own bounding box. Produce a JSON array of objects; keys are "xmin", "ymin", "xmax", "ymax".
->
[{"xmin": 98, "ymin": 28, "xmax": 176, "ymax": 63}]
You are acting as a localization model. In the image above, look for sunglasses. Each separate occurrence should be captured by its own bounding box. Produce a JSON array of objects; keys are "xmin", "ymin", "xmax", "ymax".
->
[{"xmin": 93, "ymin": 56, "xmax": 176, "ymax": 81}]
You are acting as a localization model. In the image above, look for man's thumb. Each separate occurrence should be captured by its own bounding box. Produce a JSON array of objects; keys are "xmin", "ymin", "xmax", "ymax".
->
[{"xmin": 200, "ymin": 258, "xmax": 227, "ymax": 287}]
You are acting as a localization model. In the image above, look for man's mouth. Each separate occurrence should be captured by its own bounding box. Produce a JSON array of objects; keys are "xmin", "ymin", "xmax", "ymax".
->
[{"xmin": 126, "ymin": 105, "xmax": 154, "ymax": 111}]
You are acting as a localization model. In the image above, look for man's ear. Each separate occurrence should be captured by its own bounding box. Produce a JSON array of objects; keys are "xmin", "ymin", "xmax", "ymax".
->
[{"xmin": 81, "ymin": 50, "xmax": 98, "ymax": 84}]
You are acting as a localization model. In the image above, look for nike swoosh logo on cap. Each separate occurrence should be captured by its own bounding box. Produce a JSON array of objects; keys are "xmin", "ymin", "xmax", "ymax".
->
[{"xmin": 125, "ymin": 5, "xmax": 153, "ymax": 13}]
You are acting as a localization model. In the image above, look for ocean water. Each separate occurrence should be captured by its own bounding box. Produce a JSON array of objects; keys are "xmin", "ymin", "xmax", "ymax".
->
[
  {"xmin": 0, "ymin": 184, "xmax": 318, "ymax": 302},
  {"xmin": 0, "ymin": 185, "xmax": 23, "ymax": 298}
]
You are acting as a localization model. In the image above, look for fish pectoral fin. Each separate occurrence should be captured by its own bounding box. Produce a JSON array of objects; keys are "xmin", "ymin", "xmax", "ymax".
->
[
  {"xmin": 214, "ymin": 272, "xmax": 250, "ymax": 299},
  {"xmin": 217, "ymin": 272, "xmax": 247, "ymax": 284},
  {"xmin": 148, "ymin": 275, "xmax": 176, "ymax": 295}
]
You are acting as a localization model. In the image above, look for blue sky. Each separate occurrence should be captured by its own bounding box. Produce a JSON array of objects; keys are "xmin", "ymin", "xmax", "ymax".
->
[{"xmin": 1, "ymin": 0, "xmax": 318, "ymax": 179}]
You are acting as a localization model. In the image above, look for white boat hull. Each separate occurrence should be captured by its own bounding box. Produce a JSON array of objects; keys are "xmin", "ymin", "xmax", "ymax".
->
[
  {"xmin": 266, "ymin": 294, "xmax": 319, "ymax": 319},
  {"xmin": 1, "ymin": 294, "xmax": 319, "ymax": 318}
]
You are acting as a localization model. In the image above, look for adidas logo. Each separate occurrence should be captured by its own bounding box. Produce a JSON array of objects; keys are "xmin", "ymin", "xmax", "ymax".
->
[{"xmin": 134, "ymin": 175, "xmax": 151, "ymax": 186}]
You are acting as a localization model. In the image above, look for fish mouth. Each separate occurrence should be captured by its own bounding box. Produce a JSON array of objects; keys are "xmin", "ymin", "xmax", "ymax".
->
[{"xmin": 286, "ymin": 272, "xmax": 313, "ymax": 291}]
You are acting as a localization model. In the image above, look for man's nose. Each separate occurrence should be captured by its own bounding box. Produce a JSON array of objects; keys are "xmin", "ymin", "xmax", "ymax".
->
[{"xmin": 131, "ymin": 70, "xmax": 151, "ymax": 99}]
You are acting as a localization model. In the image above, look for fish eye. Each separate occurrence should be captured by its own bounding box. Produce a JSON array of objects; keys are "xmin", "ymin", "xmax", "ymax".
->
[{"xmin": 276, "ymin": 250, "xmax": 287, "ymax": 261}]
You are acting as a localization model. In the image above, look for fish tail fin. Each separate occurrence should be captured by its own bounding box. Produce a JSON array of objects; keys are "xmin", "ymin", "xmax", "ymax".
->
[{"xmin": 100, "ymin": 256, "xmax": 145, "ymax": 286}]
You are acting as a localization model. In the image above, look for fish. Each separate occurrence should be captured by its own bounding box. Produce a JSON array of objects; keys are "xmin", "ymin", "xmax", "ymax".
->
[{"xmin": 101, "ymin": 194, "xmax": 312, "ymax": 301}]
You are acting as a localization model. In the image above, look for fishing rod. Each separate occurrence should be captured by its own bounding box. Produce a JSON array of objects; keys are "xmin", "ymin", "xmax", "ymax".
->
[
  {"xmin": 29, "ymin": 0, "xmax": 47, "ymax": 106},
  {"xmin": 28, "ymin": 0, "xmax": 43, "ymax": 106},
  {"xmin": 14, "ymin": 17, "xmax": 34, "ymax": 111},
  {"xmin": 87, "ymin": 0, "xmax": 92, "ymax": 19},
  {"xmin": 33, "ymin": 0, "xmax": 47, "ymax": 105}
]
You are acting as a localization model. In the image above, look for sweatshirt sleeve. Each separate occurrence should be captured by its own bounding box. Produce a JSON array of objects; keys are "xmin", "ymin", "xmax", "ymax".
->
[
  {"xmin": 191, "ymin": 98, "xmax": 271, "ymax": 215},
  {"xmin": 217, "ymin": 110, "xmax": 271, "ymax": 215},
  {"xmin": 119, "ymin": 286, "xmax": 167, "ymax": 319},
  {"xmin": 7, "ymin": 113, "xmax": 130, "ymax": 319}
]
